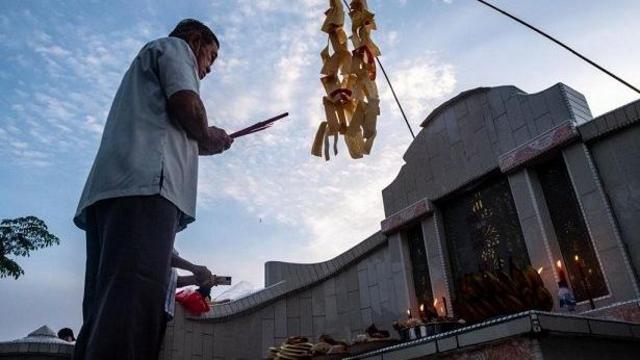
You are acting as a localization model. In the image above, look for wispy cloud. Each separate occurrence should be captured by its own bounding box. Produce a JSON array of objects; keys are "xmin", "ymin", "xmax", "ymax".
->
[
  {"xmin": 382, "ymin": 53, "xmax": 456, "ymax": 121},
  {"xmin": 0, "ymin": 11, "xmax": 156, "ymax": 167},
  {"xmin": 196, "ymin": 3, "xmax": 457, "ymax": 262}
]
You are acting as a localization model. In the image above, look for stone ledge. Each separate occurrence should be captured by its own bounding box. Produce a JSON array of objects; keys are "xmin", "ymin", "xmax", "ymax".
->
[
  {"xmin": 578, "ymin": 100, "xmax": 640, "ymax": 142},
  {"xmin": 345, "ymin": 311, "xmax": 640, "ymax": 360}
]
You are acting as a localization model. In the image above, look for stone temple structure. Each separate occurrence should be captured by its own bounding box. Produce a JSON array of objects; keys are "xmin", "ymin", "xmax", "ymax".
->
[
  {"xmin": 158, "ymin": 83, "xmax": 640, "ymax": 359},
  {"xmin": 0, "ymin": 325, "xmax": 74, "ymax": 359}
]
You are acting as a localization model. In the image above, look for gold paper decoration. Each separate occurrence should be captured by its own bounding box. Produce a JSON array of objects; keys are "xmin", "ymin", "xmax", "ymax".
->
[{"xmin": 312, "ymin": 0, "xmax": 380, "ymax": 160}]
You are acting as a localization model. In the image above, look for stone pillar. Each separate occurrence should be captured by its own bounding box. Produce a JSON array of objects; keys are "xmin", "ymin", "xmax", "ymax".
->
[
  {"xmin": 387, "ymin": 231, "xmax": 413, "ymax": 316},
  {"xmin": 508, "ymin": 168, "xmax": 563, "ymax": 309},
  {"xmin": 422, "ymin": 211, "xmax": 454, "ymax": 317},
  {"xmin": 562, "ymin": 143, "xmax": 640, "ymax": 302}
]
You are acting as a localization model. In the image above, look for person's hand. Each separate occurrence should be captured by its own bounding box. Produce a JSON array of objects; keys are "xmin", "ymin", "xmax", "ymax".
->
[
  {"xmin": 199, "ymin": 126, "xmax": 233, "ymax": 155},
  {"xmin": 192, "ymin": 265, "xmax": 214, "ymax": 287}
]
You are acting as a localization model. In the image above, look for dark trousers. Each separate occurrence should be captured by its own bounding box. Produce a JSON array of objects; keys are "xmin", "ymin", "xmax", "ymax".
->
[{"xmin": 74, "ymin": 195, "xmax": 179, "ymax": 360}]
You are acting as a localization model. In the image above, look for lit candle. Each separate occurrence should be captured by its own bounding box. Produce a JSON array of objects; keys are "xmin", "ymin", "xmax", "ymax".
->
[
  {"xmin": 556, "ymin": 260, "xmax": 567, "ymax": 284},
  {"xmin": 406, "ymin": 309, "xmax": 412, "ymax": 319},
  {"xmin": 537, "ymin": 266, "xmax": 544, "ymax": 275},
  {"xmin": 433, "ymin": 298, "xmax": 439, "ymax": 316},
  {"xmin": 419, "ymin": 304, "xmax": 424, "ymax": 318}
]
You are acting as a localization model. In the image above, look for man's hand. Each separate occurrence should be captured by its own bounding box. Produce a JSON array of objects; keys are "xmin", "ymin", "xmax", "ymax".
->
[
  {"xmin": 167, "ymin": 90, "xmax": 232, "ymax": 156},
  {"xmin": 199, "ymin": 126, "xmax": 233, "ymax": 155},
  {"xmin": 192, "ymin": 265, "xmax": 215, "ymax": 287}
]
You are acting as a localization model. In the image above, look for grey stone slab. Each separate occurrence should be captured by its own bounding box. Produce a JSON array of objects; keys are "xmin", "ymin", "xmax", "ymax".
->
[
  {"xmin": 191, "ymin": 327, "xmax": 204, "ymax": 356},
  {"xmin": 369, "ymin": 284, "xmax": 382, "ymax": 319},
  {"xmin": 287, "ymin": 316, "xmax": 301, "ymax": 336},
  {"xmin": 346, "ymin": 266, "xmax": 359, "ymax": 293},
  {"xmin": 537, "ymin": 314, "xmax": 590, "ymax": 333},
  {"xmin": 274, "ymin": 300, "xmax": 287, "ymax": 337},
  {"xmin": 378, "ymin": 276, "xmax": 390, "ymax": 303},
  {"xmin": 203, "ymin": 334, "xmax": 214, "ymax": 359},
  {"xmin": 357, "ymin": 256, "xmax": 369, "ymax": 271},
  {"xmin": 563, "ymin": 144, "xmax": 598, "ymax": 196},
  {"xmin": 598, "ymin": 247, "xmax": 637, "ymax": 300},
  {"xmin": 361, "ymin": 307, "xmax": 373, "ymax": 327},
  {"xmin": 579, "ymin": 122, "xmax": 598, "ymax": 141},
  {"xmin": 337, "ymin": 277, "xmax": 349, "ymax": 315},
  {"xmin": 367, "ymin": 258, "xmax": 379, "ymax": 287},
  {"xmin": 300, "ymin": 296, "xmax": 313, "ymax": 337},
  {"xmin": 545, "ymin": 85, "xmax": 572, "ymax": 125},
  {"xmin": 530, "ymin": 92, "xmax": 549, "ymax": 120},
  {"xmin": 287, "ymin": 296, "xmax": 300, "ymax": 319},
  {"xmin": 488, "ymin": 88, "xmax": 507, "ymax": 116},
  {"xmin": 359, "ymin": 274, "xmax": 372, "ymax": 309},
  {"xmin": 312, "ymin": 285, "xmax": 326, "ymax": 316},
  {"xmin": 437, "ymin": 335, "xmax": 458, "ymax": 352},
  {"xmin": 325, "ymin": 294, "xmax": 338, "ymax": 333},
  {"xmin": 605, "ymin": 112, "xmax": 618, "ymax": 130},
  {"xmin": 361, "ymin": 355, "xmax": 383, "ymax": 360},
  {"xmin": 382, "ymin": 341, "xmax": 437, "ymax": 360},
  {"xmin": 513, "ymin": 125, "xmax": 531, "ymax": 147},
  {"xmin": 260, "ymin": 304, "xmax": 275, "ymax": 320},
  {"xmin": 457, "ymin": 317, "xmax": 532, "ymax": 347},
  {"xmin": 313, "ymin": 315, "xmax": 326, "ymax": 339},
  {"xmin": 588, "ymin": 320, "xmax": 633, "ymax": 338},
  {"xmin": 349, "ymin": 306, "xmax": 363, "ymax": 331},
  {"xmin": 324, "ymin": 277, "xmax": 336, "ymax": 297},
  {"xmin": 534, "ymin": 112, "xmax": 554, "ymax": 135},
  {"xmin": 445, "ymin": 109, "xmax": 461, "ymax": 144},
  {"xmin": 494, "ymin": 113, "xmax": 515, "ymax": 153},
  {"xmin": 506, "ymin": 94, "xmax": 526, "ymax": 130}
]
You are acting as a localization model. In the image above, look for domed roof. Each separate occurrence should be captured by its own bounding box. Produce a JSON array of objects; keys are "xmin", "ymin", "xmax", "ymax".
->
[{"xmin": 0, "ymin": 325, "xmax": 74, "ymax": 355}]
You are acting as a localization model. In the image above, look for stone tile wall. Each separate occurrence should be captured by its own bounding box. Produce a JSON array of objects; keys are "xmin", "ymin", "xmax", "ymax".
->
[
  {"xmin": 382, "ymin": 83, "xmax": 589, "ymax": 217},
  {"xmin": 159, "ymin": 235, "xmax": 413, "ymax": 359},
  {"xmin": 587, "ymin": 121, "xmax": 640, "ymax": 284}
]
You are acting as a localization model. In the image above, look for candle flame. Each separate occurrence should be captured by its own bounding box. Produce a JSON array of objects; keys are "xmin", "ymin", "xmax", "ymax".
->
[
  {"xmin": 433, "ymin": 298, "xmax": 438, "ymax": 307},
  {"xmin": 537, "ymin": 267, "xmax": 544, "ymax": 274},
  {"xmin": 556, "ymin": 260, "xmax": 562, "ymax": 269},
  {"xmin": 419, "ymin": 304, "xmax": 424, "ymax": 312},
  {"xmin": 574, "ymin": 255, "xmax": 580, "ymax": 262},
  {"xmin": 406, "ymin": 309, "xmax": 411, "ymax": 316},
  {"xmin": 440, "ymin": 306, "xmax": 445, "ymax": 314}
]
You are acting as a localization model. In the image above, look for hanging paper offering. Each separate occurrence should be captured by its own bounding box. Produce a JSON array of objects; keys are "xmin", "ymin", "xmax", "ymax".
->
[{"xmin": 312, "ymin": 0, "xmax": 380, "ymax": 160}]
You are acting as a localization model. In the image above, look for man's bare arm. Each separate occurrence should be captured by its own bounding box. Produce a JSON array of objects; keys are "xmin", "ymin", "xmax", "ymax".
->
[
  {"xmin": 171, "ymin": 252, "xmax": 215, "ymax": 287},
  {"xmin": 167, "ymin": 90, "xmax": 232, "ymax": 155}
]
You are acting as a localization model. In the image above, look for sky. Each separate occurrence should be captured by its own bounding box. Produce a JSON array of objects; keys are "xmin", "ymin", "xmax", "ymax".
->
[{"xmin": 0, "ymin": 0, "xmax": 639, "ymax": 340}]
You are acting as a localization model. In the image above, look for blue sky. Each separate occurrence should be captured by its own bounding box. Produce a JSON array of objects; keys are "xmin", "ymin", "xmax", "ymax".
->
[{"xmin": 1, "ymin": 0, "xmax": 639, "ymax": 340}]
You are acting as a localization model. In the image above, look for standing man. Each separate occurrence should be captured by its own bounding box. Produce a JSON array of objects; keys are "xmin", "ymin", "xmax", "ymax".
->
[{"xmin": 73, "ymin": 19, "xmax": 231, "ymax": 359}]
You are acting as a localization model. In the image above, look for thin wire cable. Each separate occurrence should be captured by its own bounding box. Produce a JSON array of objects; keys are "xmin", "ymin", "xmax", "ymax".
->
[
  {"xmin": 340, "ymin": 0, "xmax": 416, "ymax": 138},
  {"xmin": 476, "ymin": 0, "xmax": 640, "ymax": 95}
]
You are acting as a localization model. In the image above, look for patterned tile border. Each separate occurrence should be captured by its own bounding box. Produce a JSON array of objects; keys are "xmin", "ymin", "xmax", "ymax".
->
[
  {"xmin": 381, "ymin": 198, "xmax": 433, "ymax": 235},
  {"xmin": 498, "ymin": 121, "xmax": 579, "ymax": 173}
]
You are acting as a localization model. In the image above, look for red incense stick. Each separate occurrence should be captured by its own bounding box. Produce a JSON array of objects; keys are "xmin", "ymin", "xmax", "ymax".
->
[{"xmin": 230, "ymin": 112, "xmax": 289, "ymax": 138}]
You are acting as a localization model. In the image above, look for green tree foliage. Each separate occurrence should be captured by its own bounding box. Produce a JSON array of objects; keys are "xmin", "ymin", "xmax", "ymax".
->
[{"xmin": 0, "ymin": 216, "xmax": 60, "ymax": 279}]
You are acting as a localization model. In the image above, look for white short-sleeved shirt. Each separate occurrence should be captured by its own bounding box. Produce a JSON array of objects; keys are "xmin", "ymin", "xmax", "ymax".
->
[{"xmin": 74, "ymin": 37, "xmax": 201, "ymax": 231}]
